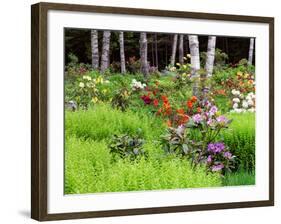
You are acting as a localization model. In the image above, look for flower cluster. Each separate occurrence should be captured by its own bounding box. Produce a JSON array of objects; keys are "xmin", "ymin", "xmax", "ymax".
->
[
  {"xmin": 231, "ymin": 89, "xmax": 255, "ymax": 113},
  {"xmin": 206, "ymin": 142, "xmax": 235, "ymax": 173},
  {"xmin": 131, "ymin": 79, "xmax": 146, "ymax": 91}
]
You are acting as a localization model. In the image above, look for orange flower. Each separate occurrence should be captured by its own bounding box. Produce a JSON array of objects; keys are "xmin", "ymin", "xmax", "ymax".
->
[
  {"xmin": 178, "ymin": 114, "xmax": 189, "ymax": 125},
  {"xmin": 166, "ymin": 119, "xmax": 172, "ymax": 127},
  {"xmin": 176, "ymin": 108, "xmax": 185, "ymax": 115},
  {"xmin": 197, "ymin": 107, "xmax": 202, "ymax": 113},
  {"xmin": 191, "ymin": 96, "xmax": 197, "ymax": 103},
  {"xmin": 161, "ymin": 95, "xmax": 169, "ymax": 103},
  {"xmin": 187, "ymin": 100, "xmax": 193, "ymax": 109}
]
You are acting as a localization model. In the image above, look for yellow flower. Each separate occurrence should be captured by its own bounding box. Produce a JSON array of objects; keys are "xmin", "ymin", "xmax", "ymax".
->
[
  {"xmin": 183, "ymin": 57, "xmax": 187, "ymax": 60},
  {"xmin": 83, "ymin": 75, "xmax": 91, "ymax": 81},
  {"xmin": 92, "ymin": 97, "xmax": 98, "ymax": 103},
  {"xmin": 79, "ymin": 82, "xmax": 85, "ymax": 88},
  {"xmin": 102, "ymin": 89, "xmax": 108, "ymax": 94},
  {"xmin": 186, "ymin": 54, "xmax": 191, "ymax": 58},
  {"xmin": 176, "ymin": 63, "xmax": 180, "ymax": 66},
  {"xmin": 237, "ymin": 71, "xmax": 242, "ymax": 77}
]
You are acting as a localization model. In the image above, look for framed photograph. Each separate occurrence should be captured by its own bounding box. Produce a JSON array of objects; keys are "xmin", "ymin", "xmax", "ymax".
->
[{"xmin": 31, "ymin": 2, "xmax": 274, "ymax": 221}]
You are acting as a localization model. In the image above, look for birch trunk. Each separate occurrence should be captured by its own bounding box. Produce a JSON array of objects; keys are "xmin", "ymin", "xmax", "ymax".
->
[
  {"xmin": 188, "ymin": 35, "xmax": 200, "ymax": 97},
  {"xmin": 205, "ymin": 36, "xmax": 216, "ymax": 77},
  {"xmin": 100, "ymin": 31, "xmax": 111, "ymax": 73},
  {"xmin": 170, "ymin": 34, "xmax": 178, "ymax": 66},
  {"xmin": 179, "ymin": 34, "xmax": 184, "ymax": 64},
  {"xmin": 140, "ymin": 32, "xmax": 149, "ymax": 77},
  {"xmin": 119, "ymin": 31, "xmax": 126, "ymax": 73},
  {"xmin": 248, "ymin": 38, "xmax": 255, "ymax": 65},
  {"xmin": 91, "ymin": 30, "xmax": 99, "ymax": 69}
]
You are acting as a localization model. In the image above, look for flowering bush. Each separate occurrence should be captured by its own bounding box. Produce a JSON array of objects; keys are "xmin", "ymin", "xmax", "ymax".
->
[
  {"xmin": 73, "ymin": 74, "xmax": 110, "ymax": 109},
  {"xmin": 131, "ymin": 79, "xmax": 147, "ymax": 91},
  {"xmin": 206, "ymin": 142, "xmax": 235, "ymax": 173},
  {"xmin": 230, "ymin": 89, "xmax": 255, "ymax": 113},
  {"xmin": 111, "ymin": 87, "xmax": 131, "ymax": 111}
]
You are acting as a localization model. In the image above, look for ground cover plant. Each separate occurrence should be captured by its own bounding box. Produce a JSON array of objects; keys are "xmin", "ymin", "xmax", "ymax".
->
[{"xmin": 64, "ymin": 29, "xmax": 256, "ymax": 194}]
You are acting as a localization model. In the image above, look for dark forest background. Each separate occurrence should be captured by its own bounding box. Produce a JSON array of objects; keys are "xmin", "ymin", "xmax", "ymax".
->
[{"xmin": 65, "ymin": 29, "xmax": 255, "ymax": 70}]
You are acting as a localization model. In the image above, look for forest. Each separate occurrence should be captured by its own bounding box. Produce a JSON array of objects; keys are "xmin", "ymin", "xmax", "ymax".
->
[{"xmin": 64, "ymin": 29, "xmax": 255, "ymax": 194}]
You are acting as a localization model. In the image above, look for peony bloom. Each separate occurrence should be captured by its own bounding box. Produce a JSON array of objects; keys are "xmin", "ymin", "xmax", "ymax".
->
[
  {"xmin": 216, "ymin": 115, "xmax": 228, "ymax": 124},
  {"xmin": 224, "ymin": 151, "xmax": 232, "ymax": 159},
  {"xmin": 233, "ymin": 98, "xmax": 240, "ymax": 103},
  {"xmin": 247, "ymin": 99, "xmax": 254, "ymax": 106}
]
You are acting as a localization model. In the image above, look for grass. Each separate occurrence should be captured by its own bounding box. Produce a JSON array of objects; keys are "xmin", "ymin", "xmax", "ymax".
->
[{"xmin": 223, "ymin": 170, "xmax": 255, "ymax": 186}]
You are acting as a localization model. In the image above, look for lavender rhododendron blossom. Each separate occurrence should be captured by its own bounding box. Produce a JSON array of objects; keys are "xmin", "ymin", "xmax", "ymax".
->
[
  {"xmin": 216, "ymin": 115, "xmax": 228, "ymax": 124},
  {"xmin": 207, "ymin": 155, "xmax": 212, "ymax": 163},
  {"xmin": 211, "ymin": 164, "xmax": 224, "ymax": 172},
  {"xmin": 192, "ymin": 114, "xmax": 203, "ymax": 124},
  {"xmin": 208, "ymin": 106, "xmax": 218, "ymax": 116},
  {"xmin": 208, "ymin": 142, "xmax": 225, "ymax": 153},
  {"xmin": 224, "ymin": 151, "xmax": 232, "ymax": 159}
]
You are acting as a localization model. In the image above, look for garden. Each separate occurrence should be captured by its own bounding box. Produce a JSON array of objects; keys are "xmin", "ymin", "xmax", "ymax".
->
[{"xmin": 64, "ymin": 30, "xmax": 255, "ymax": 194}]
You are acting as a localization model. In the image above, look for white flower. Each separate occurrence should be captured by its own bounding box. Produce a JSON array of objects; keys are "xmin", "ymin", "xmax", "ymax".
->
[
  {"xmin": 233, "ymin": 103, "xmax": 238, "ymax": 109},
  {"xmin": 248, "ymin": 108, "xmax": 255, "ymax": 113},
  {"xmin": 231, "ymin": 89, "xmax": 237, "ymax": 95},
  {"xmin": 242, "ymin": 100, "xmax": 248, "ymax": 109},
  {"xmin": 79, "ymin": 82, "xmax": 85, "ymax": 88},
  {"xmin": 233, "ymin": 98, "xmax": 240, "ymax": 103},
  {"xmin": 247, "ymin": 99, "xmax": 254, "ymax": 106},
  {"xmin": 82, "ymin": 75, "xmax": 91, "ymax": 81},
  {"xmin": 234, "ymin": 108, "xmax": 242, "ymax": 113},
  {"xmin": 246, "ymin": 95, "xmax": 252, "ymax": 101},
  {"xmin": 239, "ymin": 94, "xmax": 244, "ymax": 99}
]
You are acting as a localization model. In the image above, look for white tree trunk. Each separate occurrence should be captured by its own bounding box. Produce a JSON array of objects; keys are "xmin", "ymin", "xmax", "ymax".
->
[
  {"xmin": 188, "ymin": 35, "xmax": 200, "ymax": 97},
  {"xmin": 91, "ymin": 30, "xmax": 99, "ymax": 69},
  {"xmin": 179, "ymin": 34, "xmax": 184, "ymax": 64},
  {"xmin": 248, "ymin": 38, "xmax": 255, "ymax": 65},
  {"xmin": 140, "ymin": 32, "xmax": 149, "ymax": 77},
  {"xmin": 205, "ymin": 36, "xmax": 216, "ymax": 77},
  {"xmin": 170, "ymin": 34, "xmax": 178, "ymax": 66},
  {"xmin": 100, "ymin": 31, "xmax": 111, "ymax": 73},
  {"xmin": 119, "ymin": 31, "xmax": 126, "ymax": 73}
]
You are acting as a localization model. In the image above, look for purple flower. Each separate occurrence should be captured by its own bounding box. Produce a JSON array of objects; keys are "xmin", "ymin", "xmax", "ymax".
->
[
  {"xmin": 224, "ymin": 151, "xmax": 232, "ymax": 159},
  {"xmin": 207, "ymin": 118, "xmax": 214, "ymax": 126},
  {"xmin": 209, "ymin": 106, "xmax": 218, "ymax": 116},
  {"xmin": 216, "ymin": 115, "xmax": 228, "ymax": 124},
  {"xmin": 192, "ymin": 114, "xmax": 203, "ymax": 124},
  {"xmin": 211, "ymin": 164, "xmax": 224, "ymax": 172},
  {"xmin": 207, "ymin": 142, "xmax": 225, "ymax": 154},
  {"xmin": 207, "ymin": 155, "xmax": 212, "ymax": 163}
]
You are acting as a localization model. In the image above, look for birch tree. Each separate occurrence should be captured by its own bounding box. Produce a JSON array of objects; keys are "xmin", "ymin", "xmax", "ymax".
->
[
  {"xmin": 248, "ymin": 38, "xmax": 255, "ymax": 65},
  {"xmin": 205, "ymin": 36, "xmax": 216, "ymax": 77},
  {"xmin": 179, "ymin": 34, "xmax": 184, "ymax": 64},
  {"xmin": 140, "ymin": 32, "xmax": 149, "ymax": 77},
  {"xmin": 170, "ymin": 34, "xmax": 178, "ymax": 66},
  {"xmin": 188, "ymin": 35, "xmax": 200, "ymax": 97},
  {"xmin": 100, "ymin": 31, "xmax": 111, "ymax": 73},
  {"xmin": 119, "ymin": 31, "xmax": 126, "ymax": 73},
  {"xmin": 91, "ymin": 30, "xmax": 99, "ymax": 69}
]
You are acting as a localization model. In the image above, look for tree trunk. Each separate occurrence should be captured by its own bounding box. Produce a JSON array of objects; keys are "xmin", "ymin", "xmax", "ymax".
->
[
  {"xmin": 205, "ymin": 36, "xmax": 216, "ymax": 77},
  {"xmin": 100, "ymin": 31, "xmax": 111, "ymax": 73},
  {"xmin": 155, "ymin": 34, "xmax": 158, "ymax": 69},
  {"xmin": 188, "ymin": 35, "xmax": 200, "ymax": 97},
  {"xmin": 170, "ymin": 34, "xmax": 178, "ymax": 66},
  {"xmin": 179, "ymin": 34, "xmax": 184, "ymax": 64},
  {"xmin": 91, "ymin": 30, "xmax": 99, "ymax": 69},
  {"xmin": 140, "ymin": 32, "xmax": 149, "ymax": 77},
  {"xmin": 119, "ymin": 31, "xmax": 126, "ymax": 73},
  {"xmin": 248, "ymin": 38, "xmax": 255, "ymax": 65}
]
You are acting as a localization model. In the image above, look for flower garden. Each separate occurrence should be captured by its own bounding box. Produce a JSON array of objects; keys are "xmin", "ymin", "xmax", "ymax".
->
[{"xmin": 64, "ymin": 53, "xmax": 255, "ymax": 194}]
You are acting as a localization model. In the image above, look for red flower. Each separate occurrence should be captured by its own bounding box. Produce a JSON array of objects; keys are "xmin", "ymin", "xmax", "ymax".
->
[
  {"xmin": 176, "ymin": 108, "xmax": 185, "ymax": 115},
  {"xmin": 197, "ymin": 107, "xmax": 202, "ymax": 113},
  {"xmin": 153, "ymin": 99, "xmax": 159, "ymax": 107},
  {"xmin": 187, "ymin": 100, "xmax": 193, "ymax": 109},
  {"xmin": 141, "ymin": 95, "xmax": 152, "ymax": 105}
]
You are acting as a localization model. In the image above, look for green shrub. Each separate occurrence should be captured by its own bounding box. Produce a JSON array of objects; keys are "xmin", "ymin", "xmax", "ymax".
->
[
  {"xmin": 223, "ymin": 170, "xmax": 255, "ymax": 186},
  {"xmin": 220, "ymin": 112, "xmax": 255, "ymax": 171}
]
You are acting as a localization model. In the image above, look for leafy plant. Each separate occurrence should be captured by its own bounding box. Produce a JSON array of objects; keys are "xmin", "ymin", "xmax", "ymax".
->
[
  {"xmin": 111, "ymin": 87, "xmax": 131, "ymax": 111},
  {"xmin": 108, "ymin": 133, "xmax": 146, "ymax": 160}
]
